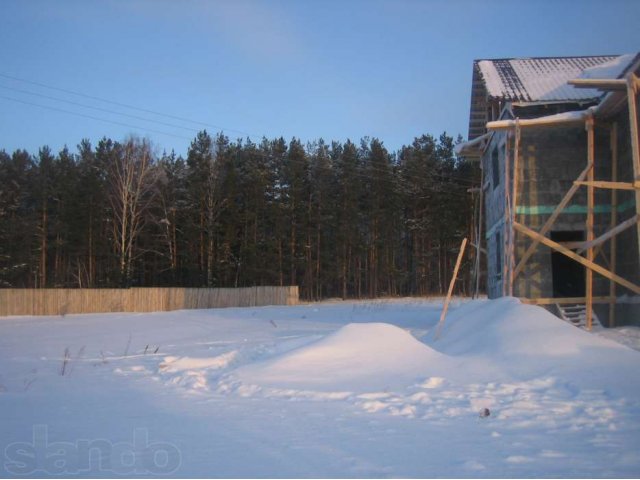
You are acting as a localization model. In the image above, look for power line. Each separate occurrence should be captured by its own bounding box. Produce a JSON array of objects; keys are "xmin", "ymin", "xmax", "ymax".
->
[
  {"xmin": 0, "ymin": 95, "xmax": 192, "ymax": 141},
  {"xmin": 0, "ymin": 85, "xmax": 200, "ymax": 133},
  {"xmin": 0, "ymin": 72, "xmax": 260, "ymax": 138},
  {"xmin": 0, "ymin": 74, "xmax": 476, "ymax": 191},
  {"xmin": 0, "ymin": 96, "xmax": 475, "ymax": 198},
  {"xmin": 0, "ymin": 93, "xmax": 476, "ymax": 192}
]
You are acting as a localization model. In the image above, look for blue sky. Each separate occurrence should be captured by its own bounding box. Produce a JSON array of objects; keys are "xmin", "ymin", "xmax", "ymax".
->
[{"xmin": 0, "ymin": 0, "xmax": 638, "ymax": 157}]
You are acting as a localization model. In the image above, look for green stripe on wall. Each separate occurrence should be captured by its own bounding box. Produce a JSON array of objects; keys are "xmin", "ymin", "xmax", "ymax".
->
[
  {"xmin": 515, "ymin": 199, "xmax": 635, "ymax": 215},
  {"xmin": 485, "ymin": 199, "xmax": 636, "ymax": 239}
]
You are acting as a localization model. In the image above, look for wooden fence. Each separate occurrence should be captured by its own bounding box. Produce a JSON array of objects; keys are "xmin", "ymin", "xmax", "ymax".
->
[{"xmin": 0, "ymin": 286, "xmax": 299, "ymax": 316}]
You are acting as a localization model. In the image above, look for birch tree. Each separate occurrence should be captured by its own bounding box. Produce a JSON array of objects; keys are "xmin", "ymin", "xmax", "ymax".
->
[{"xmin": 108, "ymin": 137, "xmax": 157, "ymax": 286}]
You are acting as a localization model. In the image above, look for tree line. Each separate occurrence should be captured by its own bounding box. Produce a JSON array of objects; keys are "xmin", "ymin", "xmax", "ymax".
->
[{"xmin": 0, "ymin": 131, "xmax": 480, "ymax": 299}]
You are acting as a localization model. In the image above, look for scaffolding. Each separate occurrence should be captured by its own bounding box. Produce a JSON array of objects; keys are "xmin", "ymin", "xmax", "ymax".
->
[{"xmin": 484, "ymin": 72, "xmax": 640, "ymax": 329}]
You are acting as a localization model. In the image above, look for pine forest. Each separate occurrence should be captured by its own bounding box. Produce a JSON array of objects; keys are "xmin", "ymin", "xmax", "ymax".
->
[{"xmin": 0, "ymin": 131, "xmax": 480, "ymax": 300}]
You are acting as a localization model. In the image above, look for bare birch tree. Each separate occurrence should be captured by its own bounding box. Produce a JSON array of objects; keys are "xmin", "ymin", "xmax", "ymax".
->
[{"xmin": 108, "ymin": 137, "xmax": 157, "ymax": 286}]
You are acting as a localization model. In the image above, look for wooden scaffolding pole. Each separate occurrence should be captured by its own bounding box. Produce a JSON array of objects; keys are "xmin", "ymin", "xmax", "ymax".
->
[
  {"xmin": 575, "ymin": 214, "xmax": 639, "ymax": 254},
  {"xmin": 513, "ymin": 221, "xmax": 640, "ymax": 295},
  {"xmin": 570, "ymin": 72, "xmax": 640, "ymax": 273},
  {"xmin": 503, "ymin": 132, "xmax": 511, "ymax": 297},
  {"xmin": 586, "ymin": 114, "xmax": 595, "ymax": 330},
  {"xmin": 568, "ymin": 78, "xmax": 628, "ymax": 90},
  {"xmin": 435, "ymin": 237, "xmax": 467, "ymax": 340},
  {"xmin": 626, "ymin": 74, "xmax": 640, "ymax": 267},
  {"xmin": 609, "ymin": 122, "xmax": 618, "ymax": 327},
  {"xmin": 513, "ymin": 160, "xmax": 593, "ymax": 279},
  {"xmin": 573, "ymin": 180, "xmax": 639, "ymax": 190},
  {"xmin": 509, "ymin": 121, "xmax": 521, "ymax": 296}
]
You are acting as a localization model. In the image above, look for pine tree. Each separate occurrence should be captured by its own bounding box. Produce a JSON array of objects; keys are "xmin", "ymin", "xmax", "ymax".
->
[
  {"xmin": 282, "ymin": 138, "xmax": 310, "ymax": 296},
  {"xmin": 156, "ymin": 150, "xmax": 188, "ymax": 284},
  {"xmin": 186, "ymin": 131, "xmax": 226, "ymax": 286},
  {"xmin": 307, "ymin": 139, "xmax": 335, "ymax": 299},
  {"xmin": 334, "ymin": 140, "xmax": 361, "ymax": 298},
  {"xmin": 34, "ymin": 147, "xmax": 56, "ymax": 287},
  {"xmin": 0, "ymin": 149, "xmax": 35, "ymax": 287}
]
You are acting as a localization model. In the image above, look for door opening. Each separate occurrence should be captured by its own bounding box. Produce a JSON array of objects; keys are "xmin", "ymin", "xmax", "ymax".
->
[{"xmin": 550, "ymin": 230, "xmax": 585, "ymax": 298}]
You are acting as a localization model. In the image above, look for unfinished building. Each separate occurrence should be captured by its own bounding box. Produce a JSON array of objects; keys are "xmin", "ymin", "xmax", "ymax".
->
[{"xmin": 457, "ymin": 54, "xmax": 640, "ymax": 327}]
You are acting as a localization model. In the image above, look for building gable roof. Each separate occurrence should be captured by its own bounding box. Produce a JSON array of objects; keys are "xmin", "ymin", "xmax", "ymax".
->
[{"xmin": 467, "ymin": 54, "xmax": 639, "ymax": 140}]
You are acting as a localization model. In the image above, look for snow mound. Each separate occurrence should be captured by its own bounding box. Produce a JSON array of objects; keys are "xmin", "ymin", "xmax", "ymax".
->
[
  {"xmin": 231, "ymin": 322, "xmax": 446, "ymax": 392},
  {"xmin": 436, "ymin": 297, "xmax": 629, "ymax": 357},
  {"xmin": 433, "ymin": 297, "xmax": 640, "ymax": 396}
]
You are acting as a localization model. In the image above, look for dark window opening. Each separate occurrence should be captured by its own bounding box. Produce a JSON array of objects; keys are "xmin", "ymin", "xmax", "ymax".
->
[
  {"xmin": 492, "ymin": 147, "xmax": 500, "ymax": 190},
  {"xmin": 550, "ymin": 231, "xmax": 585, "ymax": 298}
]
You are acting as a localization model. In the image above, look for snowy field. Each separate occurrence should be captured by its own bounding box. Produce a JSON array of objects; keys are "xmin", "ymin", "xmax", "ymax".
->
[{"xmin": 1, "ymin": 297, "xmax": 639, "ymax": 478}]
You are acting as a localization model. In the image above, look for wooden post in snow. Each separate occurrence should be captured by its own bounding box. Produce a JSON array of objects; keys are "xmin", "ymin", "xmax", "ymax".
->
[
  {"xmin": 609, "ymin": 123, "xmax": 618, "ymax": 327},
  {"xmin": 434, "ymin": 237, "xmax": 468, "ymax": 340},
  {"xmin": 586, "ymin": 114, "xmax": 595, "ymax": 331},
  {"xmin": 510, "ymin": 121, "xmax": 521, "ymax": 296}
]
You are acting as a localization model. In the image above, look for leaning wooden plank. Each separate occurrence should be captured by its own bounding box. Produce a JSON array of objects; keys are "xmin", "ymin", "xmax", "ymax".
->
[
  {"xmin": 513, "ymin": 222, "xmax": 640, "ymax": 295},
  {"xmin": 434, "ymin": 238, "xmax": 467, "ymax": 340},
  {"xmin": 513, "ymin": 161, "xmax": 593, "ymax": 279},
  {"xmin": 575, "ymin": 214, "xmax": 639, "ymax": 254}
]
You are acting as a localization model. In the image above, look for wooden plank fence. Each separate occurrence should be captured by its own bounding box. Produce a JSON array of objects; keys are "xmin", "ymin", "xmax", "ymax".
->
[{"xmin": 0, "ymin": 286, "xmax": 299, "ymax": 316}]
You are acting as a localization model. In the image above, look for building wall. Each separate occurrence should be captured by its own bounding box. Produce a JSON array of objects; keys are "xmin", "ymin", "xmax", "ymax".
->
[{"xmin": 482, "ymin": 130, "xmax": 507, "ymax": 299}]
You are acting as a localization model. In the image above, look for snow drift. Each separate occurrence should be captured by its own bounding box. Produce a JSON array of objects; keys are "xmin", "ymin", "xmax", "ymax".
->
[
  {"xmin": 433, "ymin": 297, "xmax": 640, "ymax": 396},
  {"xmin": 232, "ymin": 322, "xmax": 448, "ymax": 392}
]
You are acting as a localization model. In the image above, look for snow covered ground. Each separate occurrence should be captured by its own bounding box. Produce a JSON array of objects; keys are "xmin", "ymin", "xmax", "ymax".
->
[{"xmin": 1, "ymin": 297, "xmax": 639, "ymax": 478}]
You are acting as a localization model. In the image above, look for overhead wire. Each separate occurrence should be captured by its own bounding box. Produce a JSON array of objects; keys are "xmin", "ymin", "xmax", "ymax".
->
[
  {"xmin": 0, "ymin": 73, "xmax": 477, "ymax": 193},
  {"xmin": 0, "ymin": 95, "xmax": 191, "ymax": 141},
  {"xmin": 0, "ymin": 96, "xmax": 476, "ymax": 195},
  {"xmin": 0, "ymin": 72, "xmax": 258, "ymax": 138},
  {"xmin": 0, "ymin": 85, "xmax": 201, "ymax": 133}
]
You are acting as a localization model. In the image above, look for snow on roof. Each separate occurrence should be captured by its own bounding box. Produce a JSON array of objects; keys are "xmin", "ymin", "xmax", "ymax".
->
[
  {"xmin": 467, "ymin": 53, "xmax": 640, "ymax": 140},
  {"xmin": 577, "ymin": 53, "xmax": 639, "ymax": 80},
  {"xmin": 477, "ymin": 56, "xmax": 624, "ymax": 102}
]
